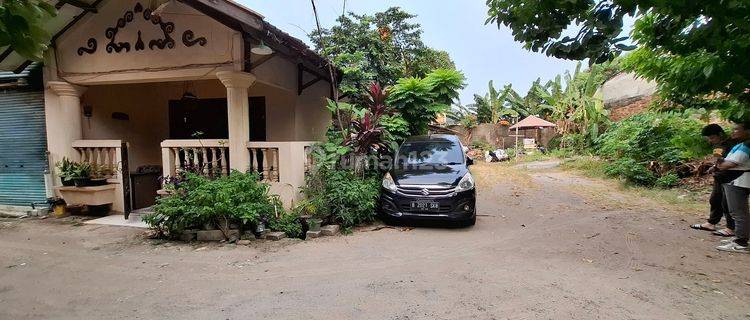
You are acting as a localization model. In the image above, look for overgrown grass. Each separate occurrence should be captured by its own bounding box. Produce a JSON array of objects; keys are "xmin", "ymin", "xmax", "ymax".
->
[
  {"xmin": 559, "ymin": 156, "xmax": 708, "ymax": 215},
  {"xmin": 559, "ymin": 156, "xmax": 608, "ymax": 178}
]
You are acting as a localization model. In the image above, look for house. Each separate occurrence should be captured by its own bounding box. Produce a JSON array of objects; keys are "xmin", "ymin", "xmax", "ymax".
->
[
  {"xmin": 0, "ymin": 0, "xmax": 336, "ymax": 214},
  {"xmin": 601, "ymin": 72, "xmax": 657, "ymax": 121}
]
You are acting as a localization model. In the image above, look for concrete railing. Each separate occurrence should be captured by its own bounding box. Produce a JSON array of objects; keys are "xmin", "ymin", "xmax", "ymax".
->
[
  {"xmin": 161, "ymin": 139, "xmax": 229, "ymax": 178},
  {"xmin": 71, "ymin": 140, "xmax": 126, "ymax": 212},
  {"xmin": 247, "ymin": 143, "xmax": 280, "ymax": 182},
  {"xmin": 247, "ymin": 141, "xmax": 316, "ymax": 207},
  {"xmin": 72, "ymin": 140, "xmax": 123, "ymax": 179}
]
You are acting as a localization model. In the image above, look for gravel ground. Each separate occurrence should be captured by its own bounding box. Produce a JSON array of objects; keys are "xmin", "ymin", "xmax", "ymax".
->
[{"xmin": 1, "ymin": 162, "xmax": 749, "ymax": 320}]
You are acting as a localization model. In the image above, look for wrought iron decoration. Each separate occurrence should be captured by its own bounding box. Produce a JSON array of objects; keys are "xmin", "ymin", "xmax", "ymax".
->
[
  {"xmin": 77, "ymin": 2, "xmax": 207, "ymax": 55},
  {"xmin": 182, "ymin": 30, "xmax": 207, "ymax": 47},
  {"xmin": 77, "ymin": 38, "xmax": 97, "ymax": 56}
]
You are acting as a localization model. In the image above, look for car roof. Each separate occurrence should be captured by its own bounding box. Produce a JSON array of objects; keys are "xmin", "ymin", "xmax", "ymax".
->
[{"xmin": 404, "ymin": 134, "xmax": 461, "ymax": 143}]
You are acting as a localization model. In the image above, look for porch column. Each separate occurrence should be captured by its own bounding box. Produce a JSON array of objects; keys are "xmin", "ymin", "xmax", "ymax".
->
[
  {"xmin": 47, "ymin": 81, "xmax": 86, "ymax": 169},
  {"xmin": 216, "ymin": 71, "xmax": 256, "ymax": 172}
]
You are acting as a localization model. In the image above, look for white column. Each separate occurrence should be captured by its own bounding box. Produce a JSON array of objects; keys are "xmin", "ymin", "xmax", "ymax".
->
[
  {"xmin": 47, "ymin": 81, "xmax": 86, "ymax": 181},
  {"xmin": 216, "ymin": 71, "xmax": 256, "ymax": 172}
]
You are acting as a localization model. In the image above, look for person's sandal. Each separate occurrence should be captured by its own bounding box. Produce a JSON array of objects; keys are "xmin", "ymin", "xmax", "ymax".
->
[
  {"xmin": 712, "ymin": 229, "xmax": 735, "ymax": 237},
  {"xmin": 690, "ymin": 223, "xmax": 716, "ymax": 231}
]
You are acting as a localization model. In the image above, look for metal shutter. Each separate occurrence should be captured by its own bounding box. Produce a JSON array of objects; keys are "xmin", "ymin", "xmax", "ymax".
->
[{"xmin": 0, "ymin": 90, "xmax": 48, "ymax": 207}]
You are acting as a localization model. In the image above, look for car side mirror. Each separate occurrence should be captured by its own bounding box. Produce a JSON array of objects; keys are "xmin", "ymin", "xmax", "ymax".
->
[{"xmin": 466, "ymin": 157, "xmax": 474, "ymax": 166}]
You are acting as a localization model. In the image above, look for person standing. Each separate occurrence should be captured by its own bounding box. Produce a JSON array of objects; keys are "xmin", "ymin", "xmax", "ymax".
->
[
  {"xmin": 691, "ymin": 124, "xmax": 738, "ymax": 236},
  {"xmin": 715, "ymin": 123, "xmax": 750, "ymax": 253}
]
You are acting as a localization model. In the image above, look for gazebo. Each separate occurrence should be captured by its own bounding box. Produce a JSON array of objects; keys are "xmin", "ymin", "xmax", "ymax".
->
[{"xmin": 509, "ymin": 115, "xmax": 557, "ymax": 149}]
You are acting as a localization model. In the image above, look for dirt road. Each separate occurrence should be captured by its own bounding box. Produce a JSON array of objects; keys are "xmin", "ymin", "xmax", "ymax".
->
[{"xmin": 1, "ymin": 162, "xmax": 749, "ymax": 320}]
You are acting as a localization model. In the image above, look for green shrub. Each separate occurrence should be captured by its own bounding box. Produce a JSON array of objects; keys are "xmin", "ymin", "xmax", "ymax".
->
[
  {"xmin": 558, "ymin": 133, "xmax": 590, "ymax": 153},
  {"xmin": 470, "ymin": 140, "xmax": 494, "ymax": 152},
  {"xmin": 596, "ymin": 112, "xmax": 710, "ymax": 164},
  {"xmin": 604, "ymin": 158, "xmax": 657, "ymax": 186},
  {"xmin": 595, "ymin": 111, "xmax": 710, "ymax": 186},
  {"xmin": 656, "ymin": 173, "xmax": 680, "ymax": 189},
  {"xmin": 324, "ymin": 169, "xmax": 380, "ymax": 229},
  {"xmin": 303, "ymin": 168, "xmax": 380, "ymax": 229},
  {"xmin": 144, "ymin": 171, "xmax": 283, "ymax": 238},
  {"xmin": 268, "ymin": 211, "xmax": 303, "ymax": 239}
]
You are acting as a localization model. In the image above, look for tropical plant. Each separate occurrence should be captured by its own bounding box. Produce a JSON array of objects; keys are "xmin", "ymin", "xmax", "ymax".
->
[
  {"xmin": 485, "ymin": 0, "xmax": 750, "ymax": 121},
  {"xmin": 345, "ymin": 83, "xmax": 391, "ymax": 157},
  {"xmin": 0, "ymin": 0, "xmax": 56, "ymax": 61},
  {"xmin": 448, "ymin": 103, "xmax": 478, "ymax": 129},
  {"xmin": 535, "ymin": 63, "xmax": 611, "ymax": 149},
  {"xmin": 388, "ymin": 68, "xmax": 466, "ymax": 135},
  {"xmin": 55, "ymin": 157, "xmax": 77, "ymax": 182},
  {"xmin": 70, "ymin": 162, "xmax": 93, "ymax": 179}
]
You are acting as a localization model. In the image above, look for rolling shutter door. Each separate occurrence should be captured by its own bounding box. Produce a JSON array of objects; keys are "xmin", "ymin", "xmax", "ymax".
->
[{"xmin": 0, "ymin": 90, "xmax": 48, "ymax": 207}]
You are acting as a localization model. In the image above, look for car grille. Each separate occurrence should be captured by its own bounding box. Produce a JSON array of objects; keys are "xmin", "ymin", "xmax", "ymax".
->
[{"xmin": 396, "ymin": 185, "xmax": 456, "ymax": 197}]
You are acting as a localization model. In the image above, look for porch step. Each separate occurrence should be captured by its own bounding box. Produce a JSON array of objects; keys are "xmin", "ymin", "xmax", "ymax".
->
[{"xmin": 128, "ymin": 206, "xmax": 155, "ymax": 223}]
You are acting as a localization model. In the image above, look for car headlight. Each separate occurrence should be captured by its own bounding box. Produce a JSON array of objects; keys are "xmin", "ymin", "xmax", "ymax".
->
[
  {"xmin": 382, "ymin": 172, "xmax": 397, "ymax": 192},
  {"xmin": 456, "ymin": 172, "xmax": 475, "ymax": 192}
]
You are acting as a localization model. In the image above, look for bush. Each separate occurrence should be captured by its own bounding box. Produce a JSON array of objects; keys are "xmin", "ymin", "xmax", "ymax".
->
[
  {"xmin": 558, "ymin": 133, "xmax": 590, "ymax": 153},
  {"xmin": 143, "ymin": 171, "xmax": 283, "ymax": 238},
  {"xmin": 604, "ymin": 158, "xmax": 657, "ymax": 186},
  {"xmin": 268, "ymin": 211, "xmax": 303, "ymax": 239},
  {"xmin": 594, "ymin": 111, "xmax": 710, "ymax": 186},
  {"xmin": 470, "ymin": 140, "xmax": 494, "ymax": 152},
  {"xmin": 656, "ymin": 173, "xmax": 680, "ymax": 189},
  {"xmin": 303, "ymin": 168, "xmax": 380, "ymax": 229},
  {"xmin": 325, "ymin": 169, "xmax": 380, "ymax": 228},
  {"xmin": 596, "ymin": 111, "xmax": 709, "ymax": 164}
]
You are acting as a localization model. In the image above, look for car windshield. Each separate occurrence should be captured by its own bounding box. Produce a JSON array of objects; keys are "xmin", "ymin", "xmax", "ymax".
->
[{"xmin": 397, "ymin": 140, "xmax": 464, "ymax": 166}]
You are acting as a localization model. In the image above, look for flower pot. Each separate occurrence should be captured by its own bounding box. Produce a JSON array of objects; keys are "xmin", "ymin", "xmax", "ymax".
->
[
  {"xmin": 61, "ymin": 178, "xmax": 75, "ymax": 187},
  {"xmin": 307, "ymin": 218, "xmax": 322, "ymax": 232},
  {"xmin": 89, "ymin": 178, "xmax": 108, "ymax": 186},
  {"xmin": 73, "ymin": 177, "xmax": 92, "ymax": 187}
]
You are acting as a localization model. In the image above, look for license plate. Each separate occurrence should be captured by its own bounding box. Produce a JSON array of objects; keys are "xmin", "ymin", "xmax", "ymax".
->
[{"xmin": 410, "ymin": 200, "xmax": 439, "ymax": 211}]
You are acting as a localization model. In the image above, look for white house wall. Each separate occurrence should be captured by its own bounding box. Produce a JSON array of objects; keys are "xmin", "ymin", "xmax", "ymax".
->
[{"xmin": 295, "ymin": 80, "xmax": 331, "ymax": 141}]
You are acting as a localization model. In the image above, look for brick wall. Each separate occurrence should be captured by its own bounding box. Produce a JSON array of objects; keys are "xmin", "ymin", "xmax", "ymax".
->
[
  {"xmin": 609, "ymin": 96, "xmax": 653, "ymax": 121},
  {"xmin": 446, "ymin": 123, "xmax": 558, "ymax": 149}
]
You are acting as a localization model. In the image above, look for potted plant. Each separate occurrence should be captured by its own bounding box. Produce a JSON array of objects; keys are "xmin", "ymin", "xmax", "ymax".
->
[
  {"xmin": 71, "ymin": 162, "xmax": 93, "ymax": 187},
  {"xmin": 55, "ymin": 158, "xmax": 77, "ymax": 186},
  {"xmin": 89, "ymin": 164, "xmax": 110, "ymax": 186},
  {"xmin": 297, "ymin": 199, "xmax": 323, "ymax": 232}
]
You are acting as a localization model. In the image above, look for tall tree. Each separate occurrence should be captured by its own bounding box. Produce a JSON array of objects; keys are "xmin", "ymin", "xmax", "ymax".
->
[
  {"xmin": 0, "ymin": 0, "xmax": 56, "ymax": 61},
  {"xmin": 535, "ymin": 63, "xmax": 610, "ymax": 145},
  {"xmin": 485, "ymin": 0, "xmax": 750, "ymax": 121},
  {"xmin": 310, "ymin": 7, "xmax": 456, "ymax": 99}
]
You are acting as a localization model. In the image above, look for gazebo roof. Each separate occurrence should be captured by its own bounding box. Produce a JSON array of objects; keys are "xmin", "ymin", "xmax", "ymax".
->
[{"xmin": 509, "ymin": 115, "xmax": 557, "ymax": 130}]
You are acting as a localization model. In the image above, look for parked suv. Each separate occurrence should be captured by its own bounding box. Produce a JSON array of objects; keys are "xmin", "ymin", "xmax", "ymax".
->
[{"xmin": 378, "ymin": 134, "xmax": 476, "ymax": 227}]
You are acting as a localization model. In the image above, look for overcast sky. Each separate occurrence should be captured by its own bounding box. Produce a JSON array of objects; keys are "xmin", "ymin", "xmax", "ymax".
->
[{"xmin": 240, "ymin": 0, "xmax": 627, "ymax": 104}]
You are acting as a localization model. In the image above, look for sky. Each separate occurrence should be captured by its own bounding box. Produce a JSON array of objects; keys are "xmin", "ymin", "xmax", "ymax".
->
[{"xmin": 239, "ymin": 0, "xmax": 603, "ymax": 104}]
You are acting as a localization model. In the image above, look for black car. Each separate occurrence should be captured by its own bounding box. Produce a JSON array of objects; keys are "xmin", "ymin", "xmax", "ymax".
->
[{"xmin": 378, "ymin": 134, "xmax": 476, "ymax": 227}]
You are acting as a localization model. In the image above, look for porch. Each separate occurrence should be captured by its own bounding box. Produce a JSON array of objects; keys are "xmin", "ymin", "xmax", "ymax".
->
[{"xmin": 52, "ymin": 72, "xmax": 328, "ymax": 213}]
